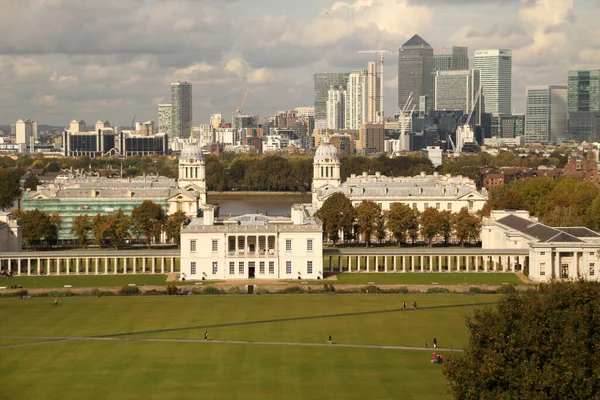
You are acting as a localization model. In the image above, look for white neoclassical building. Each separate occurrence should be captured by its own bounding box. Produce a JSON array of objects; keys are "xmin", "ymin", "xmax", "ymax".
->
[
  {"xmin": 482, "ymin": 210, "xmax": 600, "ymax": 282},
  {"xmin": 311, "ymin": 137, "xmax": 488, "ymax": 213},
  {"xmin": 180, "ymin": 204, "xmax": 323, "ymax": 281},
  {"xmin": 166, "ymin": 143, "xmax": 207, "ymax": 216}
]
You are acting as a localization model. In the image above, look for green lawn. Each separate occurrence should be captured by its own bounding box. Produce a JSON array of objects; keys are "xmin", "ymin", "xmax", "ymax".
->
[
  {"xmin": 332, "ymin": 272, "xmax": 524, "ymax": 286},
  {"xmin": 0, "ymin": 275, "xmax": 222, "ymax": 289},
  {"xmin": 0, "ymin": 295, "xmax": 498, "ymax": 399}
]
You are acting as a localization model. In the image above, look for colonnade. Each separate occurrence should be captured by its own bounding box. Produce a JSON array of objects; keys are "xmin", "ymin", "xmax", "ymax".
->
[{"xmin": 227, "ymin": 234, "xmax": 277, "ymax": 256}]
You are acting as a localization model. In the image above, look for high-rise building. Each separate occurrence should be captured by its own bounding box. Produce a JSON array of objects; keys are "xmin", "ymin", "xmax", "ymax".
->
[
  {"xmin": 357, "ymin": 123, "xmax": 385, "ymax": 153},
  {"xmin": 69, "ymin": 119, "xmax": 86, "ymax": 133},
  {"xmin": 366, "ymin": 61, "xmax": 381, "ymax": 123},
  {"xmin": 524, "ymin": 85, "xmax": 567, "ymax": 144},
  {"xmin": 158, "ymin": 104, "xmax": 172, "ymax": 134},
  {"xmin": 295, "ymin": 107, "xmax": 315, "ymax": 118},
  {"xmin": 345, "ymin": 69, "xmax": 367, "ymax": 130},
  {"xmin": 434, "ymin": 69, "xmax": 481, "ymax": 124},
  {"xmin": 434, "ymin": 46, "xmax": 469, "ymax": 72},
  {"xmin": 15, "ymin": 119, "xmax": 34, "ymax": 145},
  {"xmin": 474, "ymin": 49, "xmax": 512, "ymax": 115},
  {"xmin": 326, "ymin": 86, "xmax": 345, "ymax": 130},
  {"xmin": 567, "ymin": 70, "xmax": 600, "ymax": 143},
  {"xmin": 398, "ymin": 34, "xmax": 433, "ymax": 110},
  {"xmin": 314, "ymin": 72, "xmax": 350, "ymax": 125},
  {"xmin": 171, "ymin": 82, "xmax": 192, "ymax": 138}
]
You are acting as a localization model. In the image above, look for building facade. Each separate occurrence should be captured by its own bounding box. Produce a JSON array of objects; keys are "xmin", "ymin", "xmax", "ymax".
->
[
  {"xmin": 474, "ymin": 49, "xmax": 512, "ymax": 115},
  {"xmin": 434, "ymin": 69, "xmax": 480, "ymax": 124},
  {"xmin": 567, "ymin": 70, "xmax": 600, "ymax": 143},
  {"xmin": 433, "ymin": 46, "xmax": 469, "ymax": 72},
  {"xmin": 398, "ymin": 34, "xmax": 433, "ymax": 110},
  {"xmin": 366, "ymin": 61, "xmax": 381, "ymax": 123},
  {"xmin": 357, "ymin": 123, "xmax": 385, "ymax": 153},
  {"xmin": 0, "ymin": 212, "xmax": 21, "ymax": 253},
  {"xmin": 327, "ymin": 86, "xmax": 345, "ymax": 130},
  {"xmin": 524, "ymin": 85, "xmax": 567, "ymax": 144},
  {"xmin": 180, "ymin": 204, "xmax": 323, "ymax": 281},
  {"xmin": 158, "ymin": 104, "xmax": 172, "ymax": 134},
  {"xmin": 171, "ymin": 82, "xmax": 192, "ymax": 138},
  {"xmin": 314, "ymin": 72, "xmax": 350, "ymax": 126},
  {"xmin": 345, "ymin": 69, "xmax": 367, "ymax": 130}
]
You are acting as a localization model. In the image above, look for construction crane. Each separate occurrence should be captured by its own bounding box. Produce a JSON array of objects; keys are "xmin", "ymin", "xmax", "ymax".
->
[
  {"xmin": 131, "ymin": 114, "xmax": 136, "ymax": 131},
  {"xmin": 454, "ymin": 86, "xmax": 482, "ymax": 156},
  {"xmin": 236, "ymin": 88, "xmax": 249, "ymax": 115},
  {"xmin": 396, "ymin": 91, "xmax": 415, "ymax": 152},
  {"xmin": 358, "ymin": 50, "xmax": 395, "ymax": 123}
]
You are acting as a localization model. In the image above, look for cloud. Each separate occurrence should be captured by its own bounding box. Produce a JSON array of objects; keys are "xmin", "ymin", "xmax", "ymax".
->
[
  {"xmin": 35, "ymin": 94, "xmax": 57, "ymax": 107},
  {"xmin": 247, "ymin": 68, "xmax": 282, "ymax": 85}
]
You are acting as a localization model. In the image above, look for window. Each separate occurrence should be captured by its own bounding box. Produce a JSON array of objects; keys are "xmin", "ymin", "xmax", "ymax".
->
[
  {"xmin": 590, "ymin": 252, "xmax": 596, "ymax": 256},
  {"xmin": 436, "ymin": 203, "xmax": 440, "ymax": 209},
  {"xmin": 412, "ymin": 203, "xmax": 417, "ymax": 210},
  {"xmin": 540, "ymin": 262, "xmax": 545, "ymax": 276},
  {"xmin": 269, "ymin": 261, "xmax": 275, "ymax": 275},
  {"xmin": 212, "ymin": 262, "xmax": 218, "ymax": 275},
  {"xmin": 212, "ymin": 240, "xmax": 218, "ymax": 252},
  {"xmin": 307, "ymin": 239, "xmax": 313, "ymax": 251},
  {"xmin": 424, "ymin": 203, "xmax": 429, "ymax": 209},
  {"xmin": 286, "ymin": 261, "xmax": 292, "ymax": 274},
  {"xmin": 307, "ymin": 261, "xmax": 313, "ymax": 274},
  {"xmin": 229, "ymin": 262, "xmax": 235, "ymax": 275},
  {"xmin": 468, "ymin": 200, "xmax": 474, "ymax": 210},
  {"xmin": 190, "ymin": 240, "xmax": 197, "ymax": 252},
  {"xmin": 239, "ymin": 262, "xmax": 244, "ymax": 275},
  {"xmin": 590, "ymin": 263, "xmax": 595, "ymax": 276},
  {"xmin": 259, "ymin": 262, "xmax": 265, "ymax": 275},
  {"xmin": 447, "ymin": 203, "xmax": 452, "ymax": 210},
  {"xmin": 540, "ymin": 252, "xmax": 545, "ymax": 256},
  {"xmin": 377, "ymin": 203, "xmax": 382, "ymax": 209},
  {"xmin": 286, "ymin": 239, "xmax": 292, "ymax": 251},
  {"xmin": 190, "ymin": 262, "xmax": 196, "ymax": 275}
]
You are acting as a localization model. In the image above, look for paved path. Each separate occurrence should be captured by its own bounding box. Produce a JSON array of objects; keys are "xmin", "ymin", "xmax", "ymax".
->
[{"xmin": 0, "ymin": 335, "xmax": 463, "ymax": 352}]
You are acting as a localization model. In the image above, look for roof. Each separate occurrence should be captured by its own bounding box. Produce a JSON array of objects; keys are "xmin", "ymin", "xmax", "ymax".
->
[
  {"xmin": 402, "ymin": 34, "xmax": 431, "ymax": 48},
  {"xmin": 556, "ymin": 227, "xmax": 600, "ymax": 238},
  {"xmin": 496, "ymin": 215, "xmax": 583, "ymax": 243}
]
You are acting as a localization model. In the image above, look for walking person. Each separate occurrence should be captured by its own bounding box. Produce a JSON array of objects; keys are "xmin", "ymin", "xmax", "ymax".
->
[
  {"xmin": 328, "ymin": 335, "xmax": 332, "ymax": 345},
  {"xmin": 403, "ymin": 301, "xmax": 406, "ymax": 310},
  {"xmin": 433, "ymin": 337, "xmax": 437, "ymax": 349},
  {"xmin": 204, "ymin": 330, "xmax": 208, "ymax": 341},
  {"xmin": 52, "ymin": 297, "xmax": 59, "ymax": 306}
]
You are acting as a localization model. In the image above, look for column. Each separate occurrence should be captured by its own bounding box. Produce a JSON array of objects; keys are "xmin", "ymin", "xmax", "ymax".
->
[
  {"xmin": 95, "ymin": 258, "xmax": 99, "ymax": 275},
  {"xmin": 171, "ymin": 257, "xmax": 175, "ymax": 273},
  {"xmin": 152, "ymin": 257, "xmax": 156, "ymax": 273},
  {"xmin": 104, "ymin": 257, "xmax": 109, "ymax": 274},
  {"xmin": 420, "ymin": 256, "xmax": 424, "ymax": 272},
  {"xmin": 245, "ymin": 235, "xmax": 248, "ymax": 256},
  {"xmin": 476, "ymin": 256, "xmax": 480, "ymax": 272},
  {"xmin": 366, "ymin": 256, "xmax": 370, "ymax": 272},
  {"xmin": 76, "ymin": 258, "xmax": 80, "ymax": 275},
  {"xmin": 438, "ymin": 256, "xmax": 441, "ymax": 272},
  {"xmin": 161, "ymin": 257, "xmax": 165, "ymax": 273},
  {"xmin": 410, "ymin": 256, "xmax": 414, "ymax": 272},
  {"xmin": 393, "ymin": 256, "xmax": 397, "ymax": 272},
  {"xmin": 402, "ymin": 256, "xmax": 406, "ymax": 272},
  {"xmin": 384, "ymin": 256, "xmax": 388, "ymax": 272},
  {"xmin": 66, "ymin": 258, "xmax": 70, "ymax": 275},
  {"xmin": 85, "ymin": 258, "xmax": 89, "ymax": 275},
  {"xmin": 37, "ymin": 258, "xmax": 41, "ymax": 275},
  {"xmin": 114, "ymin": 258, "xmax": 118, "ymax": 274}
]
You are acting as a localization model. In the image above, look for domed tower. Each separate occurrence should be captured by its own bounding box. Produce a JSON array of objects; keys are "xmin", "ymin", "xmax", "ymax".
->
[
  {"xmin": 312, "ymin": 135, "xmax": 341, "ymax": 204},
  {"xmin": 178, "ymin": 143, "xmax": 206, "ymax": 204}
]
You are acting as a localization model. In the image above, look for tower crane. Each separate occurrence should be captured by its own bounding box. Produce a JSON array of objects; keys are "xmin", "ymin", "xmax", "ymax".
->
[
  {"xmin": 236, "ymin": 88, "xmax": 249, "ymax": 115},
  {"xmin": 358, "ymin": 50, "xmax": 395, "ymax": 123},
  {"xmin": 455, "ymin": 86, "xmax": 481, "ymax": 156}
]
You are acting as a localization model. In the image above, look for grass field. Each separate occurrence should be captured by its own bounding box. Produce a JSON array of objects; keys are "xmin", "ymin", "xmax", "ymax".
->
[
  {"xmin": 0, "ymin": 275, "xmax": 223, "ymax": 289},
  {"xmin": 332, "ymin": 272, "xmax": 524, "ymax": 286},
  {"xmin": 0, "ymin": 294, "xmax": 499, "ymax": 399}
]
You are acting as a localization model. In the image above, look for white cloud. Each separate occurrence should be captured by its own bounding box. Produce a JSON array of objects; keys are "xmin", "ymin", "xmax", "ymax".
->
[
  {"xmin": 35, "ymin": 94, "xmax": 57, "ymax": 107},
  {"xmin": 247, "ymin": 68, "xmax": 282, "ymax": 85}
]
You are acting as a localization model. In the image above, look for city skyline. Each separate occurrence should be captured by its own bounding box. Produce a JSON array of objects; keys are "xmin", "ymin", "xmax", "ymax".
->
[{"xmin": 1, "ymin": 0, "xmax": 598, "ymax": 126}]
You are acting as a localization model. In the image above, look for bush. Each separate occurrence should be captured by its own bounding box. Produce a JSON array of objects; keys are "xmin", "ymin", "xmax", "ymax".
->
[
  {"xmin": 468, "ymin": 287, "xmax": 482, "ymax": 294},
  {"xmin": 119, "ymin": 285, "xmax": 141, "ymax": 295},
  {"xmin": 90, "ymin": 288, "xmax": 114, "ymax": 297},
  {"xmin": 256, "ymin": 289, "xmax": 270, "ymax": 295},
  {"xmin": 202, "ymin": 286, "xmax": 226, "ymax": 295},
  {"xmin": 362, "ymin": 285, "xmax": 378, "ymax": 294},
  {"xmin": 227, "ymin": 286, "xmax": 243, "ymax": 294},
  {"xmin": 166, "ymin": 285, "xmax": 178, "ymax": 295},
  {"xmin": 143, "ymin": 289, "xmax": 167, "ymax": 296},
  {"xmin": 278, "ymin": 286, "xmax": 304, "ymax": 294},
  {"xmin": 323, "ymin": 283, "xmax": 336, "ymax": 293},
  {"xmin": 0, "ymin": 289, "xmax": 29, "ymax": 298},
  {"xmin": 48, "ymin": 290, "xmax": 74, "ymax": 297},
  {"xmin": 427, "ymin": 287, "xmax": 451, "ymax": 294},
  {"xmin": 497, "ymin": 284, "xmax": 517, "ymax": 294}
]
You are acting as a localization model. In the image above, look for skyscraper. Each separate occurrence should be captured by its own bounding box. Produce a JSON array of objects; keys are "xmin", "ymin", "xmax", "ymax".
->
[
  {"xmin": 398, "ymin": 34, "xmax": 433, "ymax": 110},
  {"xmin": 567, "ymin": 70, "xmax": 600, "ymax": 142},
  {"xmin": 474, "ymin": 49, "xmax": 512, "ymax": 115},
  {"xmin": 434, "ymin": 69, "xmax": 481, "ymax": 124},
  {"xmin": 366, "ymin": 61, "xmax": 381, "ymax": 123},
  {"xmin": 158, "ymin": 104, "xmax": 172, "ymax": 134},
  {"xmin": 326, "ymin": 86, "xmax": 345, "ymax": 130},
  {"xmin": 171, "ymin": 82, "xmax": 192, "ymax": 138},
  {"xmin": 345, "ymin": 69, "xmax": 367, "ymax": 130},
  {"xmin": 434, "ymin": 46, "xmax": 469, "ymax": 72},
  {"xmin": 314, "ymin": 72, "xmax": 350, "ymax": 127},
  {"xmin": 524, "ymin": 85, "xmax": 567, "ymax": 144}
]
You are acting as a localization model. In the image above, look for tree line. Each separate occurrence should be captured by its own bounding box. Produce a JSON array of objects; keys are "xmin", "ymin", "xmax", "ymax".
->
[
  {"xmin": 314, "ymin": 193, "xmax": 481, "ymax": 247},
  {"xmin": 15, "ymin": 201, "xmax": 190, "ymax": 249}
]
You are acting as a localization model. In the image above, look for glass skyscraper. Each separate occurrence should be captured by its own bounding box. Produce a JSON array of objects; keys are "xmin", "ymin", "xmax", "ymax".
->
[
  {"xmin": 567, "ymin": 70, "xmax": 600, "ymax": 143},
  {"xmin": 524, "ymin": 85, "xmax": 568, "ymax": 144},
  {"xmin": 171, "ymin": 82, "xmax": 192, "ymax": 138},
  {"xmin": 474, "ymin": 49, "xmax": 512, "ymax": 115},
  {"xmin": 314, "ymin": 72, "xmax": 350, "ymax": 126},
  {"xmin": 434, "ymin": 46, "xmax": 468, "ymax": 72},
  {"xmin": 398, "ymin": 34, "xmax": 433, "ymax": 110}
]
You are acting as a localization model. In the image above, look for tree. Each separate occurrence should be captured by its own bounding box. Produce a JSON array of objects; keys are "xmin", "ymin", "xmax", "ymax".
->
[
  {"xmin": 385, "ymin": 203, "xmax": 419, "ymax": 245},
  {"xmin": 439, "ymin": 210, "xmax": 453, "ymax": 244},
  {"xmin": 164, "ymin": 211, "xmax": 190, "ymax": 247},
  {"xmin": 443, "ymin": 281, "xmax": 600, "ymax": 399},
  {"xmin": 0, "ymin": 168, "xmax": 23, "ymax": 210},
  {"xmin": 23, "ymin": 173, "xmax": 40, "ymax": 191},
  {"xmin": 543, "ymin": 178, "xmax": 599, "ymax": 228},
  {"xmin": 19, "ymin": 209, "xmax": 61, "ymax": 249},
  {"xmin": 355, "ymin": 201, "xmax": 380, "ymax": 247},
  {"xmin": 105, "ymin": 209, "xmax": 131, "ymax": 249},
  {"xmin": 131, "ymin": 200, "xmax": 166, "ymax": 247},
  {"xmin": 376, "ymin": 213, "xmax": 386, "ymax": 244},
  {"xmin": 315, "ymin": 193, "xmax": 356, "ymax": 246},
  {"xmin": 419, "ymin": 207, "xmax": 442, "ymax": 246},
  {"xmin": 71, "ymin": 214, "xmax": 92, "ymax": 247},
  {"xmin": 453, "ymin": 207, "xmax": 481, "ymax": 246}
]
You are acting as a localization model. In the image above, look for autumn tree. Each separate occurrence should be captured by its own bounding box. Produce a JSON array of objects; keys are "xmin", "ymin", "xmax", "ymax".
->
[
  {"xmin": 419, "ymin": 207, "xmax": 442, "ymax": 246},
  {"xmin": 439, "ymin": 210, "xmax": 453, "ymax": 244},
  {"xmin": 543, "ymin": 178, "xmax": 599, "ymax": 228},
  {"xmin": 93, "ymin": 210, "xmax": 131, "ymax": 249},
  {"xmin": 315, "ymin": 193, "xmax": 356, "ymax": 246},
  {"xmin": 131, "ymin": 200, "xmax": 166, "ymax": 247},
  {"xmin": 0, "ymin": 168, "xmax": 23, "ymax": 210},
  {"xmin": 355, "ymin": 201, "xmax": 381, "ymax": 247},
  {"xmin": 376, "ymin": 213, "xmax": 387, "ymax": 243},
  {"xmin": 71, "ymin": 214, "xmax": 92, "ymax": 247},
  {"xmin": 23, "ymin": 173, "xmax": 40, "ymax": 191},
  {"xmin": 164, "ymin": 211, "xmax": 190, "ymax": 247},
  {"xmin": 19, "ymin": 209, "xmax": 61, "ymax": 249},
  {"xmin": 444, "ymin": 281, "xmax": 600, "ymax": 399},
  {"xmin": 385, "ymin": 203, "xmax": 418, "ymax": 245},
  {"xmin": 453, "ymin": 207, "xmax": 481, "ymax": 246}
]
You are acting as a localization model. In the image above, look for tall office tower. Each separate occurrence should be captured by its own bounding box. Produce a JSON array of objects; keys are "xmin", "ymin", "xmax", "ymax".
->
[
  {"xmin": 158, "ymin": 104, "xmax": 172, "ymax": 134},
  {"xmin": 69, "ymin": 119, "xmax": 86, "ymax": 133},
  {"xmin": 567, "ymin": 70, "xmax": 600, "ymax": 142},
  {"xmin": 171, "ymin": 82, "xmax": 192, "ymax": 138},
  {"xmin": 345, "ymin": 69, "xmax": 367, "ymax": 130},
  {"xmin": 357, "ymin": 123, "xmax": 385, "ymax": 153},
  {"xmin": 434, "ymin": 69, "xmax": 481, "ymax": 124},
  {"xmin": 314, "ymin": 72, "xmax": 350, "ymax": 126},
  {"xmin": 433, "ymin": 46, "xmax": 469, "ymax": 72},
  {"xmin": 295, "ymin": 107, "xmax": 315, "ymax": 118},
  {"xmin": 398, "ymin": 34, "xmax": 433, "ymax": 110},
  {"xmin": 327, "ymin": 86, "xmax": 346, "ymax": 129},
  {"xmin": 15, "ymin": 119, "xmax": 33, "ymax": 144},
  {"xmin": 524, "ymin": 85, "xmax": 568, "ymax": 144},
  {"xmin": 366, "ymin": 61, "xmax": 381, "ymax": 123},
  {"xmin": 474, "ymin": 49, "xmax": 512, "ymax": 115}
]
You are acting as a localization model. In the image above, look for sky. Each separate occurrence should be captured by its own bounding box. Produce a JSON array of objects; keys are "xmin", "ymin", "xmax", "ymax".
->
[{"xmin": 1, "ymin": 0, "xmax": 598, "ymax": 127}]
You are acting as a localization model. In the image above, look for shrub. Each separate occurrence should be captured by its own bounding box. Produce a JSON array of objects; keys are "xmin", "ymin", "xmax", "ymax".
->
[
  {"xmin": 91, "ymin": 288, "xmax": 114, "ymax": 297},
  {"xmin": 469, "ymin": 287, "xmax": 482, "ymax": 294},
  {"xmin": 323, "ymin": 283, "xmax": 336, "ymax": 293},
  {"xmin": 256, "ymin": 289, "xmax": 270, "ymax": 295},
  {"xmin": 227, "ymin": 286, "xmax": 243, "ymax": 294},
  {"xmin": 0, "ymin": 289, "xmax": 29, "ymax": 298},
  {"xmin": 166, "ymin": 285, "xmax": 178, "ymax": 295},
  {"xmin": 119, "ymin": 285, "xmax": 141, "ymax": 295},
  {"xmin": 48, "ymin": 290, "xmax": 74, "ymax": 297},
  {"xmin": 497, "ymin": 284, "xmax": 517, "ymax": 294},
  {"xmin": 202, "ymin": 286, "xmax": 225, "ymax": 295},
  {"xmin": 143, "ymin": 289, "xmax": 167, "ymax": 296},
  {"xmin": 362, "ymin": 285, "xmax": 378, "ymax": 294},
  {"xmin": 427, "ymin": 287, "xmax": 450, "ymax": 294},
  {"xmin": 278, "ymin": 286, "xmax": 304, "ymax": 294}
]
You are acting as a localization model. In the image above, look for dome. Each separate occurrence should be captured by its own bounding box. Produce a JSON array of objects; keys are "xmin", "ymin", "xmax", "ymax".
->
[
  {"xmin": 181, "ymin": 143, "xmax": 204, "ymax": 162},
  {"xmin": 314, "ymin": 141, "xmax": 339, "ymax": 163}
]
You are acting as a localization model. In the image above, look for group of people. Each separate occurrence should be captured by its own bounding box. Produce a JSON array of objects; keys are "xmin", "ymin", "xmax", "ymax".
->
[
  {"xmin": 431, "ymin": 352, "xmax": 444, "ymax": 364},
  {"xmin": 1, "ymin": 270, "xmax": 14, "ymax": 278},
  {"xmin": 398, "ymin": 301, "xmax": 418, "ymax": 311}
]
